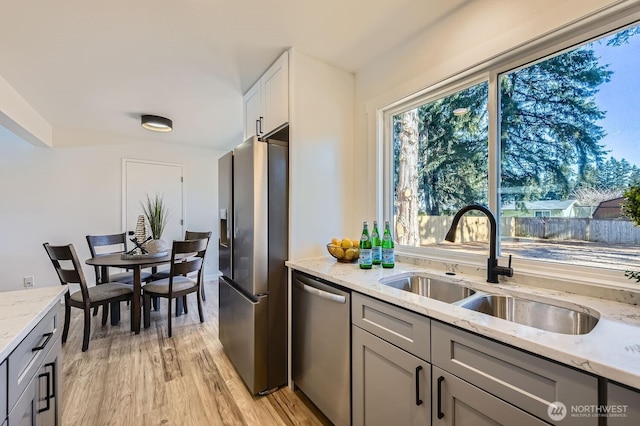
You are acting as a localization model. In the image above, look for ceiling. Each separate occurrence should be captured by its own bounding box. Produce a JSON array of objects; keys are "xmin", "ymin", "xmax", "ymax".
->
[{"xmin": 0, "ymin": 0, "xmax": 467, "ymax": 150}]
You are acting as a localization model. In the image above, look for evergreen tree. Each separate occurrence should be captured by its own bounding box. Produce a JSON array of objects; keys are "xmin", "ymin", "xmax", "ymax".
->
[
  {"xmin": 416, "ymin": 82, "xmax": 489, "ymax": 215},
  {"xmin": 500, "ymin": 45, "xmax": 610, "ymax": 204}
]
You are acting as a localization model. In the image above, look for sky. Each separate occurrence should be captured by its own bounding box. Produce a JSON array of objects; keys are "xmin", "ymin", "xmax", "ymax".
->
[{"xmin": 590, "ymin": 28, "xmax": 640, "ymax": 166}]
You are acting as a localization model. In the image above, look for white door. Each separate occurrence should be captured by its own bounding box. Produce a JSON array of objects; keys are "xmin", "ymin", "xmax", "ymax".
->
[{"xmin": 122, "ymin": 159, "xmax": 184, "ymax": 246}]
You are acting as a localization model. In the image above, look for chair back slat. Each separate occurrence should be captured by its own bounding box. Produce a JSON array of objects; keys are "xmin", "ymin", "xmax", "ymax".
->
[
  {"xmin": 173, "ymin": 257, "xmax": 203, "ymax": 276},
  {"xmin": 86, "ymin": 233, "xmax": 127, "ymax": 256},
  {"xmin": 58, "ymin": 268, "xmax": 83, "ymax": 284},
  {"xmin": 184, "ymin": 231, "xmax": 212, "ymax": 242}
]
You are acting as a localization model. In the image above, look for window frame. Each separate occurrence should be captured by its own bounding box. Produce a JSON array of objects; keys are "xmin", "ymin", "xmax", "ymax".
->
[{"xmin": 377, "ymin": 4, "xmax": 640, "ymax": 287}]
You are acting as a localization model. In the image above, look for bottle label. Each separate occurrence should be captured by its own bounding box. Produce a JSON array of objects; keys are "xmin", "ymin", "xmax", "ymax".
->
[
  {"xmin": 382, "ymin": 248, "xmax": 395, "ymax": 265},
  {"xmin": 359, "ymin": 248, "xmax": 372, "ymax": 267},
  {"xmin": 372, "ymin": 246, "xmax": 382, "ymax": 263}
]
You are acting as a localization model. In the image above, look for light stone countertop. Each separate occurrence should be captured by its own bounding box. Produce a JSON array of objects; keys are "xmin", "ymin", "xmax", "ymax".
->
[
  {"xmin": 286, "ymin": 257, "xmax": 640, "ymax": 390},
  {"xmin": 0, "ymin": 286, "xmax": 67, "ymax": 361}
]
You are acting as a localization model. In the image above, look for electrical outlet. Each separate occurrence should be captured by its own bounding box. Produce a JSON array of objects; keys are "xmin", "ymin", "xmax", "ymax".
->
[{"xmin": 23, "ymin": 276, "xmax": 34, "ymax": 288}]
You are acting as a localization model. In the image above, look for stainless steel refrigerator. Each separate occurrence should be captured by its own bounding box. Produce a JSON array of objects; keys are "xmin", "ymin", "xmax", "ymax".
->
[{"xmin": 218, "ymin": 135, "xmax": 288, "ymax": 395}]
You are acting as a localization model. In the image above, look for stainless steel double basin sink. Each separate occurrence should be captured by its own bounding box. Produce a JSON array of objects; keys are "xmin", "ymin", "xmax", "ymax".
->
[{"xmin": 379, "ymin": 273, "xmax": 599, "ymax": 335}]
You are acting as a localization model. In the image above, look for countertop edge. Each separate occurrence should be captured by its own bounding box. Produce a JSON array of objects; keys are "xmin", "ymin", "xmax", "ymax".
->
[{"xmin": 0, "ymin": 286, "xmax": 67, "ymax": 361}]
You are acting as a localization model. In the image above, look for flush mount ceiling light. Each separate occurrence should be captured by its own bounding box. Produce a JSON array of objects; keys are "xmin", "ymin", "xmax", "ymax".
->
[{"xmin": 141, "ymin": 115, "xmax": 173, "ymax": 132}]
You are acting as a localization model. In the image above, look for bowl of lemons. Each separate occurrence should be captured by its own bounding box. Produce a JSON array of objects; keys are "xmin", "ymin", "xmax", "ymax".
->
[{"xmin": 327, "ymin": 238, "xmax": 360, "ymax": 263}]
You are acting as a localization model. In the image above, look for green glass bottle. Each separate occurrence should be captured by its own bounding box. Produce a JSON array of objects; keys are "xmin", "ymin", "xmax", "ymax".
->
[
  {"xmin": 371, "ymin": 220, "xmax": 381, "ymax": 265},
  {"xmin": 381, "ymin": 220, "xmax": 395, "ymax": 268},
  {"xmin": 359, "ymin": 221, "xmax": 372, "ymax": 269}
]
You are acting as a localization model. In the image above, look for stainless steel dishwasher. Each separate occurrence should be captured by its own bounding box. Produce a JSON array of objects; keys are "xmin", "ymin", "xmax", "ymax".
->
[{"xmin": 292, "ymin": 271, "xmax": 351, "ymax": 426}]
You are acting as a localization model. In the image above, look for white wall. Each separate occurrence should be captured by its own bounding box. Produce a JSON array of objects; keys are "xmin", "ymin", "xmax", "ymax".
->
[
  {"xmin": 353, "ymin": 0, "xmax": 628, "ymax": 221},
  {"xmin": 0, "ymin": 126, "xmax": 224, "ymax": 292},
  {"xmin": 289, "ymin": 49, "xmax": 355, "ymax": 260}
]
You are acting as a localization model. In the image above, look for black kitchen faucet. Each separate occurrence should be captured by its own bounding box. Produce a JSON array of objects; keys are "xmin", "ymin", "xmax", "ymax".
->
[{"xmin": 445, "ymin": 204, "xmax": 514, "ymax": 283}]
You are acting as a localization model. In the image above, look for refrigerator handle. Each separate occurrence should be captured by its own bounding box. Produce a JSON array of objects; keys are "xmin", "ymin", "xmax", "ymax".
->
[{"xmin": 221, "ymin": 277, "xmax": 260, "ymax": 304}]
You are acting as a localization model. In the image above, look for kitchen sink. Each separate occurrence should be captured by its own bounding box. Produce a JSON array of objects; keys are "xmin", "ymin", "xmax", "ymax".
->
[
  {"xmin": 460, "ymin": 294, "xmax": 599, "ymax": 335},
  {"xmin": 380, "ymin": 274, "xmax": 476, "ymax": 304}
]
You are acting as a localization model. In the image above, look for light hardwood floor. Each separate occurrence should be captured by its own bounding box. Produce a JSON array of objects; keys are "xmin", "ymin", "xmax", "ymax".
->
[{"xmin": 61, "ymin": 280, "xmax": 329, "ymax": 426}]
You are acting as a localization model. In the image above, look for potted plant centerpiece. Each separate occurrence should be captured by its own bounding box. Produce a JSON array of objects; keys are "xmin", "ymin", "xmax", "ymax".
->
[{"xmin": 142, "ymin": 193, "xmax": 170, "ymax": 255}]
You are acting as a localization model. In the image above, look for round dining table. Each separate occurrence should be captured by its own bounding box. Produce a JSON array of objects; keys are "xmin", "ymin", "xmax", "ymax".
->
[{"xmin": 86, "ymin": 252, "xmax": 172, "ymax": 334}]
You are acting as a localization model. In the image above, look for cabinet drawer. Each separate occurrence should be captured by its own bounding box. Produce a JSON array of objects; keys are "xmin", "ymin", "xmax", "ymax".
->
[
  {"xmin": 352, "ymin": 293, "xmax": 430, "ymax": 361},
  {"xmin": 0, "ymin": 359, "xmax": 6, "ymax": 421},
  {"xmin": 8, "ymin": 304, "xmax": 60, "ymax": 411},
  {"xmin": 432, "ymin": 321, "xmax": 597, "ymax": 426}
]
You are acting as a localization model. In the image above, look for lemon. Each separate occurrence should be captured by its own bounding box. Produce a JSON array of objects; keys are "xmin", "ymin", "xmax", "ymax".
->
[
  {"xmin": 333, "ymin": 247, "xmax": 345, "ymax": 258},
  {"xmin": 344, "ymin": 248, "xmax": 357, "ymax": 261},
  {"xmin": 341, "ymin": 238, "xmax": 353, "ymax": 249}
]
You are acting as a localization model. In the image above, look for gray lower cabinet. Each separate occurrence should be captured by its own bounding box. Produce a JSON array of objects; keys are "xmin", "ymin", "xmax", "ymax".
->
[
  {"xmin": 607, "ymin": 381, "xmax": 640, "ymax": 426},
  {"xmin": 432, "ymin": 367, "xmax": 548, "ymax": 425},
  {"xmin": 352, "ymin": 325, "xmax": 430, "ymax": 426},
  {"xmin": 432, "ymin": 320, "xmax": 598, "ymax": 426},
  {"xmin": 6, "ymin": 303, "xmax": 61, "ymax": 426},
  {"xmin": 351, "ymin": 293, "xmax": 431, "ymax": 426}
]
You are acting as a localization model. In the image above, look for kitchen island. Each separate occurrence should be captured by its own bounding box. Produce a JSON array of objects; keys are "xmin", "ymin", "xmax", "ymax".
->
[
  {"xmin": 287, "ymin": 257, "xmax": 640, "ymax": 425},
  {"xmin": 1, "ymin": 286, "xmax": 67, "ymax": 425}
]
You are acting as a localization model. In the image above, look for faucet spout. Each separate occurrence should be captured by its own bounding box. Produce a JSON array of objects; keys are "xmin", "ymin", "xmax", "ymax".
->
[{"xmin": 445, "ymin": 204, "xmax": 512, "ymax": 283}]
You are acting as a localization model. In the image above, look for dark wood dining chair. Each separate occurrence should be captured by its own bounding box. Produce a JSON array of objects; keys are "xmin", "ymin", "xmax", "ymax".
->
[
  {"xmin": 86, "ymin": 232, "xmax": 153, "ymax": 320},
  {"xmin": 43, "ymin": 243, "xmax": 134, "ymax": 352},
  {"xmin": 150, "ymin": 230, "xmax": 212, "ymax": 303},
  {"xmin": 142, "ymin": 239, "xmax": 208, "ymax": 337}
]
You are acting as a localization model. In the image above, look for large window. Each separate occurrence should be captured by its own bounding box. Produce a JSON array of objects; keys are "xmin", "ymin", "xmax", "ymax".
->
[
  {"xmin": 391, "ymin": 81, "xmax": 488, "ymax": 246},
  {"xmin": 386, "ymin": 20, "xmax": 640, "ymax": 274}
]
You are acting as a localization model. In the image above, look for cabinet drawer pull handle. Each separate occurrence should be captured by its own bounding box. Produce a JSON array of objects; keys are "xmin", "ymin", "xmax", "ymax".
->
[
  {"xmin": 37, "ymin": 372, "xmax": 51, "ymax": 413},
  {"xmin": 259, "ymin": 116, "xmax": 264, "ymax": 134},
  {"xmin": 415, "ymin": 365, "xmax": 423, "ymax": 406},
  {"xmin": 437, "ymin": 375, "xmax": 445, "ymax": 419},
  {"xmin": 32, "ymin": 332, "xmax": 53, "ymax": 352},
  {"xmin": 45, "ymin": 361, "xmax": 56, "ymax": 399},
  {"xmin": 256, "ymin": 119, "xmax": 260, "ymax": 137}
]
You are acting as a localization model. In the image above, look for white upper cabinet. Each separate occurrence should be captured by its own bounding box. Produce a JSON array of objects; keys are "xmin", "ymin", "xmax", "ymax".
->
[
  {"xmin": 243, "ymin": 81, "xmax": 261, "ymax": 139},
  {"xmin": 243, "ymin": 51, "xmax": 289, "ymax": 139},
  {"xmin": 261, "ymin": 52, "xmax": 289, "ymax": 135}
]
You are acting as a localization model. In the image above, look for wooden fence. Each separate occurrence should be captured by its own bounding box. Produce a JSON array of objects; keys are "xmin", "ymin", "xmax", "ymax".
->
[{"xmin": 419, "ymin": 215, "xmax": 640, "ymax": 245}]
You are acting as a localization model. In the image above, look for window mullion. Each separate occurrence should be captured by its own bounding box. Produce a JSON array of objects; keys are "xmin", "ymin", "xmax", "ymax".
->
[{"xmin": 488, "ymin": 70, "xmax": 501, "ymax": 255}]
